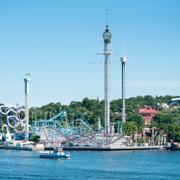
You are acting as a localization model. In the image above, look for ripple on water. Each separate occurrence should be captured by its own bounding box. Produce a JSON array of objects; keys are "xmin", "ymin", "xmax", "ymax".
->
[{"xmin": 0, "ymin": 150, "xmax": 179, "ymax": 180}]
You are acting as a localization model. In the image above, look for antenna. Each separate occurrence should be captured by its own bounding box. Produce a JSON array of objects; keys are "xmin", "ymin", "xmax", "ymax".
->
[
  {"xmin": 106, "ymin": 9, "xmax": 109, "ymax": 26},
  {"xmin": 121, "ymin": 41, "xmax": 126, "ymax": 57}
]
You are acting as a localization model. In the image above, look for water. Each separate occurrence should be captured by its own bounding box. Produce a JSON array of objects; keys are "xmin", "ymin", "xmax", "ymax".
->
[{"xmin": 0, "ymin": 149, "xmax": 179, "ymax": 180}]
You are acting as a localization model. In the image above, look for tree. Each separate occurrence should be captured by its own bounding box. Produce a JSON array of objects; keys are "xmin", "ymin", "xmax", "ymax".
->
[
  {"xmin": 123, "ymin": 121, "xmax": 138, "ymax": 136},
  {"xmin": 19, "ymin": 95, "xmax": 178, "ymax": 139},
  {"xmin": 127, "ymin": 112, "xmax": 144, "ymax": 130},
  {"xmin": 29, "ymin": 134, "xmax": 40, "ymax": 143},
  {"xmin": 154, "ymin": 112, "xmax": 174, "ymax": 124}
]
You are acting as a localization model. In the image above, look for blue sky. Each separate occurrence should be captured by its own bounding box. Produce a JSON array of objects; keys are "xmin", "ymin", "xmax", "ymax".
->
[{"xmin": 0, "ymin": 0, "xmax": 180, "ymax": 107}]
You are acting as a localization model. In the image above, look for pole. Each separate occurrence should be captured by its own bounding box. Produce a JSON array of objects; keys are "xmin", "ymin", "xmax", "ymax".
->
[
  {"xmin": 24, "ymin": 73, "xmax": 30, "ymax": 141},
  {"xmin": 121, "ymin": 57, "xmax": 126, "ymax": 123},
  {"xmin": 104, "ymin": 43, "xmax": 110, "ymax": 134},
  {"xmin": 102, "ymin": 23, "xmax": 112, "ymax": 135}
]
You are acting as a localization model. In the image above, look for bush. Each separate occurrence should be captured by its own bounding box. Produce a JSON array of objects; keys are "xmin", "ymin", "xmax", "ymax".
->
[{"xmin": 29, "ymin": 134, "xmax": 40, "ymax": 143}]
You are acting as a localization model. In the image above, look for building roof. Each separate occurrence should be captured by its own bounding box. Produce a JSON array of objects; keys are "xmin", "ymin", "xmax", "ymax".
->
[{"xmin": 137, "ymin": 107, "xmax": 157, "ymax": 115}]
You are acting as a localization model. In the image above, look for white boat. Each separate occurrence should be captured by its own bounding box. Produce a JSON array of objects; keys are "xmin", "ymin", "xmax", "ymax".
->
[{"xmin": 39, "ymin": 148, "xmax": 70, "ymax": 159}]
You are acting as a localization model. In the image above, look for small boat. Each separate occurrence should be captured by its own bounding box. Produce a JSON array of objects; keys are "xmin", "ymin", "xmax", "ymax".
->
[
  {"xmin": 167, "ymin": 142, "xmax": 180, "ymax": 150},
  {"xmin": 39, "ymin": 147, "xmax": 70, "ymax": 159}
]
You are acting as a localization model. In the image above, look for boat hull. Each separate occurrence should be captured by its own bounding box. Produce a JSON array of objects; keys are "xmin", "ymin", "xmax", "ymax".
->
[{"xmin": 40, "ymin": 152, "xmax": 70, "ymax": 159}]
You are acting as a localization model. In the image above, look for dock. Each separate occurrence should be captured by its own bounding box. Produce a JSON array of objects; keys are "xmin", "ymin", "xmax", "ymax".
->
[{"xmin": 61, "ymin": 145, "xmax": 164, "ymax": 151}]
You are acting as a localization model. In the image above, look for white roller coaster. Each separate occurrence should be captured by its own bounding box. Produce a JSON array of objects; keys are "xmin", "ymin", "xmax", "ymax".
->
[{"xmin": 0, "ymin": 105, "xmax": 26, "ymax": 134}]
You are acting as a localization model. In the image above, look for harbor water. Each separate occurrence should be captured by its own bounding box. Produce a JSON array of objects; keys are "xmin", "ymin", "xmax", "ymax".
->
[{"xmin": 0, "ymin": 149, "xmax": 179, "ymax": 180}]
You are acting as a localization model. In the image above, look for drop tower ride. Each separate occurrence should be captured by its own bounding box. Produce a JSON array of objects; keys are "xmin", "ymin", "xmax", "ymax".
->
[{"xmin": 102, "ymin": 23, "xmax": 112, "ymax": 134}]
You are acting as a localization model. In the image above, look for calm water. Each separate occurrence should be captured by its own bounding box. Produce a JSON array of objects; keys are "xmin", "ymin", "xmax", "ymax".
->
[{"xmin": 0, "ymin": 149, "xmax": 179, "ymax": 180}]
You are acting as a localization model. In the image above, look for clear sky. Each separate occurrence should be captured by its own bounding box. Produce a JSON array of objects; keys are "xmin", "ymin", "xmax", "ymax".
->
[{"xmin": 0, "ymin": 0, "xmax": 180, "ymax": 107}]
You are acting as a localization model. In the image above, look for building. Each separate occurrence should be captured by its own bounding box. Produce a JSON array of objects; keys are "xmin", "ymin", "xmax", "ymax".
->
[
  {"xmin": 137, "ymin": 106, "xmax": 157, "ymax": 125},
  {"xmin": 169, "ymin": 97, "xmax": 180, "ymax": 107}
]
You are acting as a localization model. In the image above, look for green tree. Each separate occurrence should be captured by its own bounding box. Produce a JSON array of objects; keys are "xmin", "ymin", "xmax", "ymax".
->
[{"xmin": 123, "ymin": 121, "xmax": 138, "ymax": 136}]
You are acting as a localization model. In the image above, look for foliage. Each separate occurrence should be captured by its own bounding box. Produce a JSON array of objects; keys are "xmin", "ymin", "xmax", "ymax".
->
[
  {"xmin": 2, "ymin": 95, "xmax": 178, "ymax": 140},
  {"xmin": 123, "ymin": 121, "xmax": 138, "ymax": 136},
  {"xmin": 29, "ymin": 134, "xmax": 40, "ymax": 143},
  {"xmin": 137, "ymin": 138, "xmax": 145, "ymax": 144},
  {"xmin": 153, "ymin": 108, "xmax": 180, "ymax": 141},
  {"xmin": 127, "ymin": 113, "xmax": 144, "ymax": 131}
]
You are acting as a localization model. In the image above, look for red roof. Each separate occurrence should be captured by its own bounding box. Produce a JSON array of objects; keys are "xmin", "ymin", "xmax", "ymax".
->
[
  {"xmin": 137, "ymin": 107, "xmax": 157, "ymax": 125},
  {"xmin": 137, "ymin": 107, "xmax": 157, "ymax": 115}
]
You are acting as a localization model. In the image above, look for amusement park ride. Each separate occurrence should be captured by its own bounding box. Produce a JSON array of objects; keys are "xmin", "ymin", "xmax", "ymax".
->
[
  {"xmin": 31, "ymin": 110, "xmax": 125, "ymax": 148},
  {"xmin": 0, "ymin": 14, "xmax": 167, "ymax": 150},
  {"xmin": 0, "ymin": 105, "xmax": 26, "ymax": 141},
  {"xmin": 29, "ymin": 20, "xmax": 128, "ymax": 149}
]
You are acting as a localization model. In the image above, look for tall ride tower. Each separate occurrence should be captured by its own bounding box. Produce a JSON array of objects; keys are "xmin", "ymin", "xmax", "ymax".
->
[
  {"xmin": 102, "ymin": 24, "xmax": 112, "ymax": 134},
  {"xmin": 24, "ymin": 73, "xmax": 31, "ymax": 141},
  {"xmin": 121, "ymin": 57, "xmax": 127, "ymax": 123}
]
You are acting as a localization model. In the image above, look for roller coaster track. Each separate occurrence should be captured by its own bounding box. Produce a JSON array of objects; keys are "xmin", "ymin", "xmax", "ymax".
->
[
  {"xmin": 33, "ymin": 112, "xmax": 92, "ymax": 136},
  {"xmin": 0, "ymin": 105, "xmax": 25, "ymax": 131},
  {"xmin": 32, "ymin": 112, "xmax": 93, "ymax": 146},
  {"xmin": 33, "ymin": 112, "xmax": 125, "ymax": 147},
  {"xmin": 32, "ymin": 111, "xmax": 67, "ymax": 127},
  {"xmin": 104, "ymin": 134, "xmax": 125, "ymax": 145}
]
